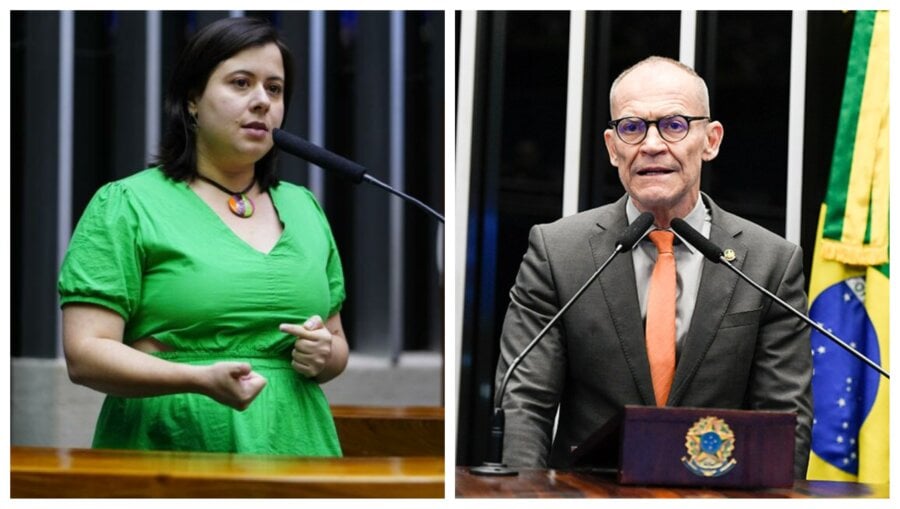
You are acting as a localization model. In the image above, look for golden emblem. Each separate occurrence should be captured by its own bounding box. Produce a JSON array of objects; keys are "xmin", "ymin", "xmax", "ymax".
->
[
  {"xmin": 681, "ymin": 416, "xmax": 737, "ymax": 477},
  {"xmin": 723, "ymin": 249, "xmax": 736, "ymax": 262}
]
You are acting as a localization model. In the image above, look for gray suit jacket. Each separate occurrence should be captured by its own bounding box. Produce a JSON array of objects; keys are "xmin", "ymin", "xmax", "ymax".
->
[{"xmin": 496, "ymin": 194, "xmax": 812, "ymax": 478}]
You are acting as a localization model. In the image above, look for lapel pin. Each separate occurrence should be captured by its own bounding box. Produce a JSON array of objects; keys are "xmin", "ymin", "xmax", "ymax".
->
[{"xmin": 723, "ymin": 248, "xmax": 736, "ymax": 262}]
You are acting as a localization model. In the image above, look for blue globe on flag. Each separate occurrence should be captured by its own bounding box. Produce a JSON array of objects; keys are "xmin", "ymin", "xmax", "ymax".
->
[{"xmin": 809, "ymin": 277, "xmax": 880, "ymax": 475}]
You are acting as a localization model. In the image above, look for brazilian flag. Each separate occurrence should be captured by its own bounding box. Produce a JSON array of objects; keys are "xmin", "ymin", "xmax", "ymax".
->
[{"xmin": 806, "ymin": 11, "xmax": 889, "ymax": 483}]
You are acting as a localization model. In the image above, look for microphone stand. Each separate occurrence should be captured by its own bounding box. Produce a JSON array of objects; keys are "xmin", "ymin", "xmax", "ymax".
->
[
  {"xmin": 470, "ymin": 243, "xmax": 629, "ymax": 476},
  {"xmin": 669, "ymin": 218, "xmax": 889, "ymax": 380},
  {"xmin": 717, "ymin": 256, "xmax": 889, "ymax": 380},
  {"xmin": 362, "ymin": 174, "xmax": 444, "ymax": 223},
  {"xmin": 468, "ymin": 212, "xmax": 653, "ymax": 476}
]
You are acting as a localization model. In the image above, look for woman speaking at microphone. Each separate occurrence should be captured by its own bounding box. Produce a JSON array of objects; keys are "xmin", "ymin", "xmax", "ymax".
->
[{"xmin": 58, "ymin": 17, "xmax": 348, "ymax": 456}]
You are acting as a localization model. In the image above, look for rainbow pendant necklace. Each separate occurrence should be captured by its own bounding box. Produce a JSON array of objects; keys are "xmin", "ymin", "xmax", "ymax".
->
[{"xmin": 197, "ymin": 174, "xmax": 255, "ymax": 218}]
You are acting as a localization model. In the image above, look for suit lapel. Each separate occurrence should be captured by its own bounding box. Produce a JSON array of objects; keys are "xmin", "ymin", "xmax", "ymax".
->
[
  {"xmin": 591, "ymin": 196, "xmax": 656, "ymax": 405},
  {"xmin": 668, "ymin": 197, "xmax": 748, "ymax": 405}
]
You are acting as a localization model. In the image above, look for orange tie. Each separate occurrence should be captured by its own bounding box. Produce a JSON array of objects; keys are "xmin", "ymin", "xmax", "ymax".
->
[{"xmin": 646, "ymin": 230, "xmax": 676, "ymax": 406}]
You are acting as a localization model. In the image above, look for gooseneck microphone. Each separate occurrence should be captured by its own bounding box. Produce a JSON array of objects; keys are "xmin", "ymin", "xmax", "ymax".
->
[
  {"xmin": 470, "ymin": 212, "xmax": 655, "ymax": 476},
  {"xmin": 670, "ymin": 218, "xmax": 889, "ymax": 380},
  {"xmin": 272, "ymin": 128, "xmax": 444, "ymax": 223}
]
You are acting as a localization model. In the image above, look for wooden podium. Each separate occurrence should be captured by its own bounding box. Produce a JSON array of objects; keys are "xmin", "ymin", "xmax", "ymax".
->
[
  {"xmin": 572, "ymin": 405, "xmax": 796, "ymax": 488},
  {"xmin": 11, "ymin": 405, "xmax": 444, "ymax": 498},
  {"xmin": 331, "ymin": 405, "xmax": 443, "ymax": 457}
]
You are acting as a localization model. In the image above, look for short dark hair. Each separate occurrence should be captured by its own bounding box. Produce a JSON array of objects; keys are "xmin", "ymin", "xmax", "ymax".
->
[{"xmin": 153, "ymin": 17, "xmax": 294, "ymax": 191}]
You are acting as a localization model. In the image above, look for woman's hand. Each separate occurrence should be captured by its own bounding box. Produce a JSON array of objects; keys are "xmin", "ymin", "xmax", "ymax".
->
[
  {"xmin": 281, "ymin": 316, "xmax": 333, "ymax": 379},
  {"xmin": 280, "ymin": 313, "xmax": 349, "ymax": 383},
  {"xmin": 201, "ymin": 362, "xmax": 268, "ymax": 411}
]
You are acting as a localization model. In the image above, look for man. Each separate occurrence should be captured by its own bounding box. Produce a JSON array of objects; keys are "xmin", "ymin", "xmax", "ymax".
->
[{"xmin": 495, "ymin": 56, "xmax": 812, "ymax": 478}]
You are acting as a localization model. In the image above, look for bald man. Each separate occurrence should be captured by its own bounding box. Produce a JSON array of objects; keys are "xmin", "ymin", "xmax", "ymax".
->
[{"xmin": 495, "ymin": 56, "xmax": 812, "ymax": 478}]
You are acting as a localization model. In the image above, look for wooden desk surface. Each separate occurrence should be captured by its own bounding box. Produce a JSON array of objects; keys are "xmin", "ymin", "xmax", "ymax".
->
[
  {"xmin": 456, "ymin": 467, "xmax": 889, "ymax": 498},
  {"xmin": 11, "ymin": 446, "xmax": 444, "ymax": 498}
]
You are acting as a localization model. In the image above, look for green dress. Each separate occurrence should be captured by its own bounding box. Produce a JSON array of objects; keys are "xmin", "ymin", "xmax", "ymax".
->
[{"xmin": 58, "ymin": 168, "xmax": 345, "ymax": 456}]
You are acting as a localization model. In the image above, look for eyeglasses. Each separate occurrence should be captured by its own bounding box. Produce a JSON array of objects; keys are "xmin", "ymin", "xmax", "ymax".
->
[{"xmin": 608, "ymin": 115, "xmax": 710, "ymax": 144}]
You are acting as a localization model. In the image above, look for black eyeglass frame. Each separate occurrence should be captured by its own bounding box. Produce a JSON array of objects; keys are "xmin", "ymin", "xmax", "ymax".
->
[{"xmin": 607, "ymin": 115, "xmax": 711, "ymax": 144}]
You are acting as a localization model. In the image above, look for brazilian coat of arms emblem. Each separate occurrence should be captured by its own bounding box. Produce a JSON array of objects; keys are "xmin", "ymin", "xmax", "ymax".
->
[{"xmin": 681, "ymin": 416, "xmax": 737, "ymax": 477}]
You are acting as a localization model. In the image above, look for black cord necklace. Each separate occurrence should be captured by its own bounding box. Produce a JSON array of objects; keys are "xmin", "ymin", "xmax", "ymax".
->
[{"xmin": 197, "ymin": 174, "xmax": 256, "ymax": 218}]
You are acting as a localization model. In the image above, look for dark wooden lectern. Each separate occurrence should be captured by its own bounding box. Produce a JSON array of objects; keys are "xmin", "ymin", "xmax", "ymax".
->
[
  {"xmin": 11, "ymin": 405, "xmax": 444, "ymax": 498},
  {"xmin": 572, "ymin": 405, "xmax": 796, "ymax": 489}
]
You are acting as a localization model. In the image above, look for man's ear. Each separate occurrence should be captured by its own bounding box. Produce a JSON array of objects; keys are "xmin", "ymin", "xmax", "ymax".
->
[
  {"xmin": 701, "ymin": 120, "xmax": 724, "ymax": 162},
  {"xmin": 603, "ymin": 129, "xmax": 619, "ymax": 167}
]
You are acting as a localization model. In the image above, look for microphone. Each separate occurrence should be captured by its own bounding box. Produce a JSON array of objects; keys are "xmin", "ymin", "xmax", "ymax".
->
[
  {"xmin": 272, "ymin": 128, "xmax": 444, "ymax": 223},
  {"xmin": 616, "ymin": 211, "xmax": 657, "ymax": 251},
  {"xmin": 470, "ymin": 212, "xmax": 654, "ymax": 476},
  {"xmin": 273, "ymin": 128, "xmax": 366, "ymax": 184},
  {"xmin": 670, "ymin": 218, "xmax": 889, "ymax": 380},
  {"xmin": 668, "ymin": 218, "xmax": 723, "ymax": 261}
]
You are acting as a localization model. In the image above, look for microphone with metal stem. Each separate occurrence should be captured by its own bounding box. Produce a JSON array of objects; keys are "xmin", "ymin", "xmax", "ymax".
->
[
  {"xmin": 271, "ymin": 128, "xmax": 445, "ymax": 223},
  {"xmin": 470, "ymin": 212, "xmax": 655, "ymax": 476},
  {"xmin": 669, "ymin": 218, "xmax": 889, "ymax": 380}
]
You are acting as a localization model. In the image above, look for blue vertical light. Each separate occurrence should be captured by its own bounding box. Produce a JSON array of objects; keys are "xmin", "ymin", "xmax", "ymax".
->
[
  {"xmin": 56, "ymin": 11, "xmax": 75, "ymax": 357},
  {"xmin": 145, "ymin": 11, "xmax": 161, "ymax": 164},
  {"xmin": 308, "ymin": 11, "xmax": 326, "ymax": 202},
  {"xmin": 389, "ymin": 11, "xmax": 406, "ymax": 363}
]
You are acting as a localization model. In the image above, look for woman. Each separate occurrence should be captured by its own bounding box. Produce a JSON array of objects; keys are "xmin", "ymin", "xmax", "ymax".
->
[{"xmin": 58, "ymin": 17, "xmax": 348, "ymax": 456}]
